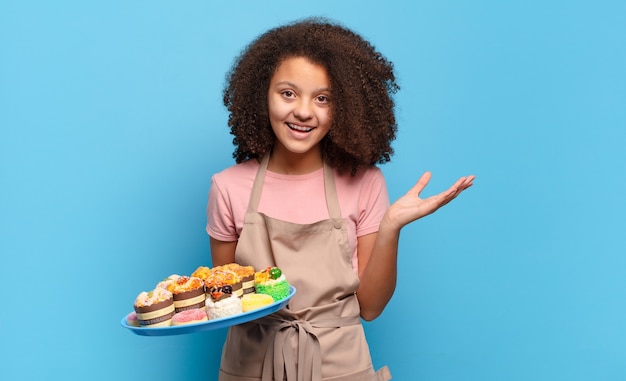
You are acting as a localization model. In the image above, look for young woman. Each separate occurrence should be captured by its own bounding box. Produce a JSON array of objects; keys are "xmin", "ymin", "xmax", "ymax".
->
[{"xmin": 207, "ymin": 18, "xmax": 474, "ymax": 381}]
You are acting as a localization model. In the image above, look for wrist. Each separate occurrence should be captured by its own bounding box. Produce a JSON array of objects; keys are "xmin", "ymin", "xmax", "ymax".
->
[{"xmin": 379, "ymin": 211, "xmax": 402, "ymax": 236}]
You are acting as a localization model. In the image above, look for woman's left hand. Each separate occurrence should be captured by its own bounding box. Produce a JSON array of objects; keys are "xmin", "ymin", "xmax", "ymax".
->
[{"xmin": 384, "ymin": 171, "xmax": 475, "ymax": 230}]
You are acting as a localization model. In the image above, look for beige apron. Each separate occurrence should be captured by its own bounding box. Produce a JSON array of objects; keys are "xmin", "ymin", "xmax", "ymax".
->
[{"xmin": 218, "ymin": 154, "xmax": 391, "ymax": 381}]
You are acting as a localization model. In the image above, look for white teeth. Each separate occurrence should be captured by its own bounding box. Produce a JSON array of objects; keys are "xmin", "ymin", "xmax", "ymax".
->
[{"xmin": 288, "ymin": 123, "xmax": 313, "ymax": 132}]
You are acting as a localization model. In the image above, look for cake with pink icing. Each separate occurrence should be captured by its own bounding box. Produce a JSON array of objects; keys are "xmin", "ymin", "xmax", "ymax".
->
[
  {"xmin": 126, "ymin": 311, "xmax": 140, "ymax": 327},
  {"xmin": 171, "ymin": 308, "xmax": 208, "ymax": 326}
]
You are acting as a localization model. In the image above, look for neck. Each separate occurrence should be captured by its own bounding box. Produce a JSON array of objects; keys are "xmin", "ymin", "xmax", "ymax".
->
[{"xmin": 267, "ymin": 146, "xmax": 323, "ymax": 175}]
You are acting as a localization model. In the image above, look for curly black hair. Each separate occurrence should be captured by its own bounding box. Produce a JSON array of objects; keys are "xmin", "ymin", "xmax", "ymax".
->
[{"xmin": 223, "ymin": 17, "xmax": 399, "ymax": 174}]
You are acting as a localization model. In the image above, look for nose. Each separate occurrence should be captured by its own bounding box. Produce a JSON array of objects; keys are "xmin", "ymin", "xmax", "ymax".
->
[{"xmin": 293, "ymin": 99, "xmax": 313, "ymax": 121}]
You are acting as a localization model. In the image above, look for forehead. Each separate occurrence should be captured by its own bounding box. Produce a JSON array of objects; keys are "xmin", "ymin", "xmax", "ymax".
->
[{"xmin": 271, "ymin": 57, "xmax": 330, "ymax": 89}]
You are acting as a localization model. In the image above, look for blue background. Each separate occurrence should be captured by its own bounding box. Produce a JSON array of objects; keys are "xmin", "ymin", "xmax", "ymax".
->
[{"xmin": 1, "ymin": 0, "xmax": 625, "ymax": 380}]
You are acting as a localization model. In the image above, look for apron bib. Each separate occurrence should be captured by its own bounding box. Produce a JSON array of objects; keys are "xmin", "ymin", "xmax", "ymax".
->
[{"xmin": 218, "ymin": 154, "xmax": 391, "ymax": 381}]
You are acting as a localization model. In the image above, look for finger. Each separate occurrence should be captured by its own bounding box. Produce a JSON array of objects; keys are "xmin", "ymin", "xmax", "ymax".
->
[
  {"xmin": 443, "ymin": 176, "xmax": 475, "ymax": 201},
  {"xmin": 422, "ymin": 188, "xmax": 455, "ymax": 214},
  {"xmin": 463, "ymin": 175, "xmax": 475, "ymax": 185},
  {"xmin": 444, "ymin": 177, "xmax": 466, "ymax": 197},
  {"xmin": 459, "ymin": 175, "xmax": 475, "ymax": 191},
  {"xmin": 409, "ymin": 171, "xmax": 432, "ymax": 197}
]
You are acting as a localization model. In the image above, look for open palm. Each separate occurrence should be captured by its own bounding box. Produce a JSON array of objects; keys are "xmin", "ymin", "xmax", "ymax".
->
[{"xmin": 386, "ymin": 171, "xmax": 475, "ymax": 230}]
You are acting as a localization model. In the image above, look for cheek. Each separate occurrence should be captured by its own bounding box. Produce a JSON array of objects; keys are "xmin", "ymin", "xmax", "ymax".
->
[
  {"xmin": 268, "ymin": 98, "xmax": 289, "ymax": 120},
  {"xmin": 319, "ymin": 109, "xmax": 332, "ymax": 129}
]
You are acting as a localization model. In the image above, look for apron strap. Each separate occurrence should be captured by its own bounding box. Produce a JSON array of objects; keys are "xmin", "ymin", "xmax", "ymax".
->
[
  {"xmin": 247, "ymin": 153, "xmax": 342, "ymax": 219},
  {"xmin": 322, "ymin": 160, "xmax": 341, "ymax": 219},
  {"xmin": 261, "ymin": 315, "xmax": 361, "ymax": 381},
  {"xmin": 247, "ymin": 154, "xmax": 270, "ymax": 213}
]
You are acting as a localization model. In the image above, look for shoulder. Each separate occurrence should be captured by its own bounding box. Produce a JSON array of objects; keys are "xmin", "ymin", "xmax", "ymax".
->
[
  {"xmin": 333, "ymin": 165, "xmax": 388, "ymax": 206},
  {"xmin": 212, "ymin": 159, "xmax": 260, "ymax": 190},
  {"xmin": 207, "ymin": 160, "xmax": 260, "ymax": 240},
  {"xmin": 214, "ymin": 159, "xmax": 260, "ymax": 178},
  {"xmin": 334, "ymin": 165, "xmax": 386, "ymax": 188}
]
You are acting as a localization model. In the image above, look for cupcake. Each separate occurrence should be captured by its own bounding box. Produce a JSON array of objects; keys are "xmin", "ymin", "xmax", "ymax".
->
[
  {"xmin": 133, "ymin": 288, "xmax": 175, "ymax": 327},
  {"xmin": 206, "ymin": 294, "xmax": 242, "ymax": 320},
  {"xmin": 166, "ymin": 276, "xmax": 206, "ymax": 313},
  {"xmin": 218, "ymin": 263, "xmax": 256, "ymax": 295},
  {"xmin": 255, "ymin": 267, "xmax": 290, "ymax": 301}
]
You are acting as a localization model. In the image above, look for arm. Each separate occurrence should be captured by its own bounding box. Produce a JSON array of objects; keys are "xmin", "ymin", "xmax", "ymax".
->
[
  {"xmin": 356, "ymin": 171, "xmax": 475, "ymax": 321},
  {"xmin": 210, "ymin": 237, "xmax": 237, "ymax": 267}
]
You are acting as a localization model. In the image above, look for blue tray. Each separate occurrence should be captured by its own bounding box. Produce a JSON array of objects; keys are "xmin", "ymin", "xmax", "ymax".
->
[{"xmin": 121, "ymin": 286, "xmax": 296, "ymax": 336}]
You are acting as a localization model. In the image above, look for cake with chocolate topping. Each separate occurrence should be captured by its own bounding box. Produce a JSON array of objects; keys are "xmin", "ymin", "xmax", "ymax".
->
[
  {"xmin": 217, "ymin": 263, "xmax": 256, "ymax": 295},
  {"xmin": 204, "ymin": 268, "xmax": 243, "ymax": 298},
  {"xmin": 204, "ymin": 269, "xmax": 244, "ymax": 319}
]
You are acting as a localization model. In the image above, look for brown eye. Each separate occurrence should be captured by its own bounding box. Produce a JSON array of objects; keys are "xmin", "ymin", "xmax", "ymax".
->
[{"xmin": 316, "ymin": 95, "xmax": 330, "ymax": 103}]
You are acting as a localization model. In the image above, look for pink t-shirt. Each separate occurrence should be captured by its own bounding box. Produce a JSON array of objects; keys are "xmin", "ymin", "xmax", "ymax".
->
[{"xmin": 206, "ymin": 160, "xmax": 390, "ymax": 273}]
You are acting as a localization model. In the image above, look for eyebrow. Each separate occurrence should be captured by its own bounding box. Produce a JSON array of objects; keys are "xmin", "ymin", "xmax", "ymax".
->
[{"xmin": 273, "ymin": 81, "xmax": 331, "ymax": 94}]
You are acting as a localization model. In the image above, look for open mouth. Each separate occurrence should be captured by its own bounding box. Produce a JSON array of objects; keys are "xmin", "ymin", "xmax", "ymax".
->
[{"xmin": 287, "ymin": 123, "xmax": 314, "ymax": 133}]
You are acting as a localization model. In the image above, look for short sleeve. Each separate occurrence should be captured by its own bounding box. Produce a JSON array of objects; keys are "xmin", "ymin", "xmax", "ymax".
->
[
  {"xmin": 206, "ymin": 175, "xmax": 238, "ymax": 242},
  {"xmin": 356, "ymin": 168, "xmax": 390, "ymax": 237}
]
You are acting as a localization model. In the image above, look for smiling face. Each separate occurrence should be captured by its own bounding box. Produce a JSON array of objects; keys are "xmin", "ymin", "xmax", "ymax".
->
[{"xmin": 267, "ymin": 56, "xmax": 332, "ymax": 172}]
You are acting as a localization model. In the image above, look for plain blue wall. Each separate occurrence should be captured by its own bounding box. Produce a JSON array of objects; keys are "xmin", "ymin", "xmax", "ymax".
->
[{"xmin": 1, "ymin": 1, "xmax": 625, "ymax": 380}]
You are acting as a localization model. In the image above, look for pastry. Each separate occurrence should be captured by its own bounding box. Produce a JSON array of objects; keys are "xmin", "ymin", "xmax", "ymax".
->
[
  {"xmin": 255, "ymin": 267, "xmax": 291, "ymax": 301},
  {"xmin": 218, "ymin": 263, "xmax": 256, "ymax": 295},
  {"xmin": 166, "ymin": 276, "xmax": 206, "ymax": 312},
  {"xmin": 190, "ymin": 266, "xmax": 211, "ymax": 280},
  {"xmin": 133, "ymin": 288, "xmax": 175, "ymax": 327},
  {"xmin": 171, "ymin": 308, "xmax": 208, "ymax": 326},
  {"xmin": 204, "ymin": 268, "xmax": 243, "ymax": 298},
  {"xmin": 241, "ymin": 293, "xmax": 274, "ymax": 312},
  {"xmin": 156, "ymin": 274, "xmax": 180, "ymax": 290}
]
